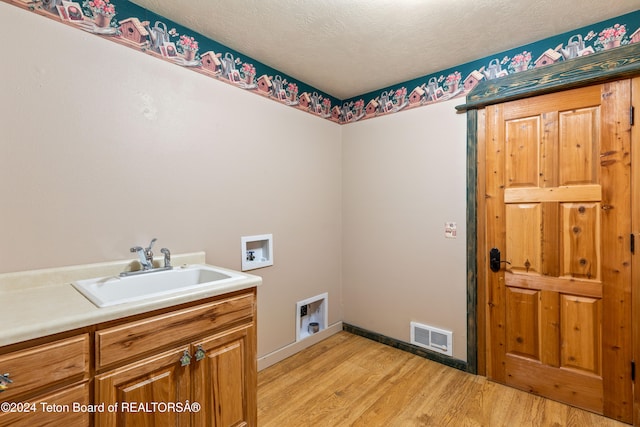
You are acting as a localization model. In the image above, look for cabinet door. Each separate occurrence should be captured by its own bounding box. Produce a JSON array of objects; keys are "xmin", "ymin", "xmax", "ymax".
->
[
  {"xmin": 192, "ymin": 324, "xmax": 257, "ymax": 427},
  {"xmin": 95, "ymin": 345, "xmax": 191, "ymax": 427}
]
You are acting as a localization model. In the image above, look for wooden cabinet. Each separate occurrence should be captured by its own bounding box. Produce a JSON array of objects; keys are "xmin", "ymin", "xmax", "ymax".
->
[
  {"xmin": 0, "ymin": 288, "xmax": 257, "ymax": 427},
  {"xmin": 0, "ymin": 334, "xmax": 91, "ymax": 427},
  {"xmin": 95, "ymin": 290, "xmax": 257, "ymax": 427}
]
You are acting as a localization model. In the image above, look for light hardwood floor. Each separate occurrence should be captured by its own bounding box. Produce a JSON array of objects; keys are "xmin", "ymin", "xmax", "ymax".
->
[{"xmin": 257, "ymin": 331, "xmax": 628, "ymax": 426}]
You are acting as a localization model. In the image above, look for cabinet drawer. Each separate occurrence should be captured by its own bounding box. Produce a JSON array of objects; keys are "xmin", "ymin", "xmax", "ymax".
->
[
  {"xmin": 0, "ymin": 334, "xmax": 90, "ymax": 400},
  {"xmin": 0, "ymin": 382, "xmax": 90, "ymax": 427},
  {"xmin": 96, "ymin": 292, "xmax": 254, "ymax": 369}
]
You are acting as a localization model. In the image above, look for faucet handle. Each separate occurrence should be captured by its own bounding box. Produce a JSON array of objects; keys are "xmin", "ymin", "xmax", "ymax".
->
[
  {"xmin": 130, "ymin": 246, "xmax": 151, "ymax": 270},
  {"xmin": 146, "ymin": 238, "xmax": 157, "ymax": 252},
  {"xmin": 143, "ymin": 238, "xmax": 157, "ymax": 266}
]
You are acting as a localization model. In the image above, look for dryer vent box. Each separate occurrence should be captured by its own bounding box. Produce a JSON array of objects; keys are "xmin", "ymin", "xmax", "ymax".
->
[{"xmin": 296, "ymin": 293, "xmax": 328, "ymax": 342}]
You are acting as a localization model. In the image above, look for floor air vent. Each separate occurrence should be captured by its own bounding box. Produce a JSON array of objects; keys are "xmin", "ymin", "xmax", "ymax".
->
[{"xmin": 410, "ymin": 322, "xmax": 453, "ymax": 356}]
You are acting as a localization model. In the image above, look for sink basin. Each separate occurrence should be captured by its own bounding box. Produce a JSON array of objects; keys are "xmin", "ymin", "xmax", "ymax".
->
[{"xmin": 72, "ymin": 264, "xmax": 248, "ymax": 308}]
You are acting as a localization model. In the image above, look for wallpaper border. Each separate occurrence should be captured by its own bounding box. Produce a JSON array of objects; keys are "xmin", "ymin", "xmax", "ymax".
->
[{"xmin": 4, "ymin": 0, "xmax": 640, "ymax": 124}]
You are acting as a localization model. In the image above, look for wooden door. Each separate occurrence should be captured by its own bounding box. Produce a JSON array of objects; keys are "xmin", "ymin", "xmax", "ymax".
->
[
  {"xmin": 484, "ymin": 81, "xmax": 632, "ymax": 423},
  {"xmin": 192, "ymin": 324, "xmax": 257, "ymax": 427},
  {"xmin": 95, "ymin": 345, "xmax": 191, "ymax": 426}
]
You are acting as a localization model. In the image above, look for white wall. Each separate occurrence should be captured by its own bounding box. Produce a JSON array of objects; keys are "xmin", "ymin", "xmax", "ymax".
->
[
  {"xmin": 1, "ymin": 2, "xmax": 470, "ymax": 364},
  {"xmin": 342, "ymin": 101, "xmax": 468, "ymax": 360},
  {"xmin": 0, "ymin": 4, "xmax": 343, "ymax": 360}
]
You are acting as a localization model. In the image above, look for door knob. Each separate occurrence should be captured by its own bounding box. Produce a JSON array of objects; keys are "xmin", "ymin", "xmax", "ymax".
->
[{"xmin": 489, "ymin": 248, "xmax": 511, "ymax": 272}]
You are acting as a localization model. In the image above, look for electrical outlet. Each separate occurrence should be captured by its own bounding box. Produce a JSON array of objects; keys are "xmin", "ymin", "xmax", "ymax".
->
[{"xmin": 300, "ymin": 305, "xmax": 308, "ymax": 317}]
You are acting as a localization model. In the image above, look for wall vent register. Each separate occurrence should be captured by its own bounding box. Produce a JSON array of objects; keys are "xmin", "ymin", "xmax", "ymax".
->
[{"xmin": 410, "ymin": 321, "xmax": 453, "ymax": 356}]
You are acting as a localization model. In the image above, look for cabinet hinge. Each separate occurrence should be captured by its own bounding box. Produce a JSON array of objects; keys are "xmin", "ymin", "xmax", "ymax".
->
[
  {"xmin": 631, "ymin": 233, "xmax": 635, "ymax": 254},
  {"xmin": 632, "ymin": 361, "xmax": 636, "ymax": 381},
  {"xmin": 631, "ymin": 106, "xmax": 635, "ymax": 126}
]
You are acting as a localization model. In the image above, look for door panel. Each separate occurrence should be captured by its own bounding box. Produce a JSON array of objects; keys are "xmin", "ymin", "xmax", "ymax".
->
[
  {"xmin": 561, "ymin": 202, "xmax": 600, "ymax": 279},
  {"xmin": 560, "ymin": 295, "xmax": 601, "ymax": 374},
  {"xmin": 506, "ymin": 203, "xmax": 541, "ymax": 273},
  {"xmin": 505, "ymin": 117, "xmax": 540, "ymax": 187},
  {"xmin": 484, "ymin": 81, "xmax": 632, "ymax": 423},
  {"xmin": 558, "ymin": 107, "xmax": 599, "ymax": 186},
  {"xmin": 505, "ymin": 287, "xmax": 539, "ymax": 359}
]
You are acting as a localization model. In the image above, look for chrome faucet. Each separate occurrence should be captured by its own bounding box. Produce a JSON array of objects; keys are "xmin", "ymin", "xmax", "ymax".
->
[
  {"xmin": 121, "ymin": 238, "xmax": 172, "ymax": 277},
  {"xmin": 131, "ymin": 238, "xmax": 156, "ymax": 271}
]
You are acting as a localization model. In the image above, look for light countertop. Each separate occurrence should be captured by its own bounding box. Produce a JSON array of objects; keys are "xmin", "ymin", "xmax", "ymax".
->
[{"xmin": 0, "ymin": 252, "xmax": 261, "ymax": 347}]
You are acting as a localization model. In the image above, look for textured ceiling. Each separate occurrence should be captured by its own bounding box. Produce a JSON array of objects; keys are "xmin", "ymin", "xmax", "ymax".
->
[{"xmin": 132, "ymin": 0, "xmax": 639, "ymax": 99}]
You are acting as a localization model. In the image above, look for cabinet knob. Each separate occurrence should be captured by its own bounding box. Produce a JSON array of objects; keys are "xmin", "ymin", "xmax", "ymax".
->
[
  {"xmin": 179, "ymin": 350, "xmax": 192, "ymax": 367},
  {"xmin": 194, "ymin": 345, "xmax": 206, "ymax": 362},
  {"xmin": 0, "ymin": 373, "xmax": 12, "ymax": 392}
]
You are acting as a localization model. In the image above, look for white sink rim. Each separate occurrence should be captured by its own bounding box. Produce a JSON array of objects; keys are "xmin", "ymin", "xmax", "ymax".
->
[{"xmin": 72, "ymin": 264, "xmax": 248, "ymax": 308}]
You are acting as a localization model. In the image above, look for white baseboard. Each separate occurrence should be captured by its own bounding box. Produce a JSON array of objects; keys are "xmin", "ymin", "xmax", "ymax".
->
[{"xmin": 257, "ymin": 321, "xmax": 343, "ymax": 371}]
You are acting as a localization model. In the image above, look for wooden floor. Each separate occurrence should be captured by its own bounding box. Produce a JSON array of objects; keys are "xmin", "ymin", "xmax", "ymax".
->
[{"xmin": 257, "ymin": 331, "xmax": 628, "ymax": 427}]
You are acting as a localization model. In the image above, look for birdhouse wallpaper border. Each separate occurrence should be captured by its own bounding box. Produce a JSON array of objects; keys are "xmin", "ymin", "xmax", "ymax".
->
[{"xmin": 5, "ymin": 0, "xmax": 640, "ymax": 124}]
